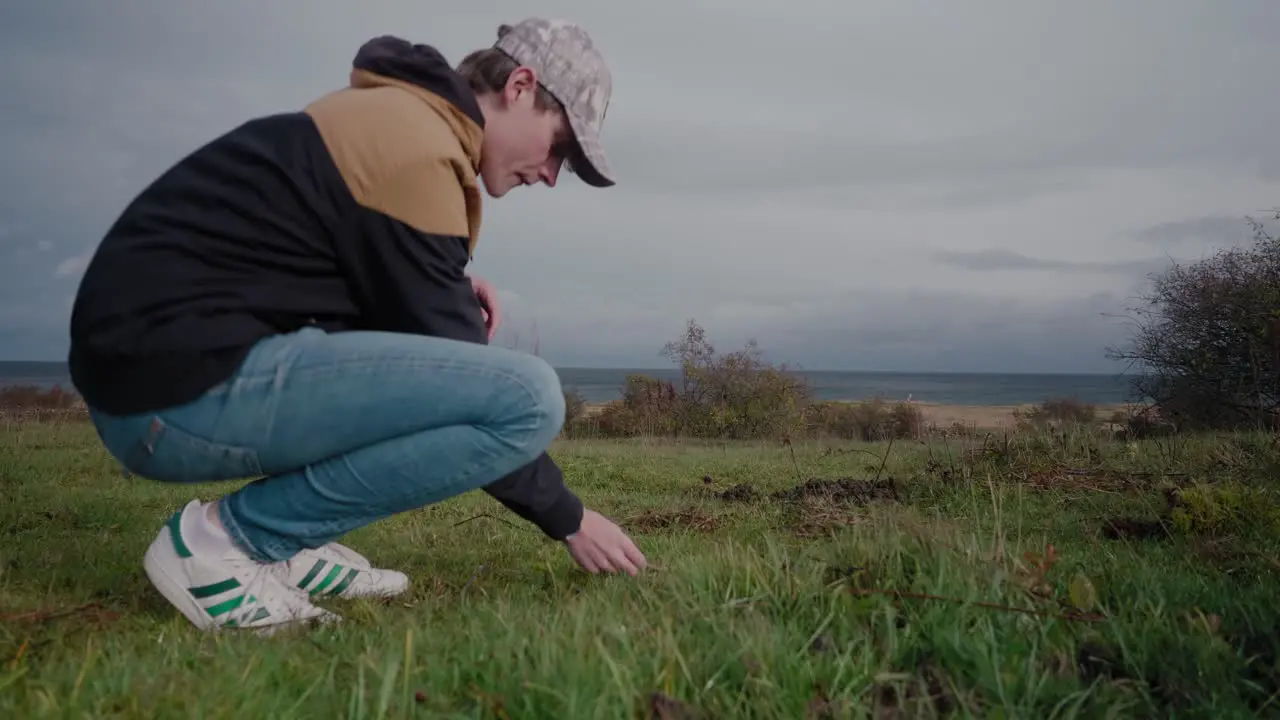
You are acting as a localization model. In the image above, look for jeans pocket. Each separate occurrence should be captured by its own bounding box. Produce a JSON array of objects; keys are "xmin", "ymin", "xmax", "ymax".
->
[{"xmin": 129, "ymin": 415, "xmax": 264, "ymax": 484}]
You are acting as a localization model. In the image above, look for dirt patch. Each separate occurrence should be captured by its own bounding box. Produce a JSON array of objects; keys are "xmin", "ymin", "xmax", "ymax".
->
[
  {"xmin": 1100, "ymin": 517, "xmax": 1167, "ymax": 540},
  {"xmin": 806, "ymin": 684, "xmax": 842, "ymax": 718},
  {"xmin": 705, "ymin": 476, "xmax": 901, "ymax": 537},
  {"xmin": 646, "ymin": 691, "xmax": 701, "ymax": 719},
  {"xmin": 710, "ymin": 477, "xmax": 901, "ymax": 506},
  {"xmin": 625, "ymin": 508, "xmax": 720, "ymax": 534},
  {"xmin": 790, "ymin": 504, "xmax": 866, "ymax": 538},
  {"xmin": 772, "ymin": 477, "xmax": 900, "ymax": 505},
  {"xmin": 1022, "ymin": 467, "xmax": 1189, "ymax": 493},
  {"xmin": 1076, "ymin": 640, "xmax": 1126, "ymax": 681},
  {"xmin": 771, "ymin": 478, "xmax": 901, "ymax": 538},
  {"xmin": 717, "ymin": 483, "xmax": 760, "ymax": 502}
]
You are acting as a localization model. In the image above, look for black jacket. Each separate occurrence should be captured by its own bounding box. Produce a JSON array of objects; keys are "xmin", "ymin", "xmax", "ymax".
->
[{"xmin": 67, "ymin": 36, "xmax": 583, "ymax": 539}]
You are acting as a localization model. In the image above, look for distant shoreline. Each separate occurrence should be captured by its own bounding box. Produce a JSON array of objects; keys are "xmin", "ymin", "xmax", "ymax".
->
[
  {"xmin": 1, "ymin": 363, "xmax": 1139, "ymax": 408},
  {"xmin": 582, "ymin": 400, "xmax": 1134, "ymax": 430}
]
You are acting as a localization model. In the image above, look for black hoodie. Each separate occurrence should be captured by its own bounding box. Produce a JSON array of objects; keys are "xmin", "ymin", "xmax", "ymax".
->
[{"xmin": 67, "ymin": 37, "xmax": 584, "ymax": 539}]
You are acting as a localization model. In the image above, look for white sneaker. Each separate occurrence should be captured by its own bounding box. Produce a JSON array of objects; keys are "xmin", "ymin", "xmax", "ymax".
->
[
  {"xmin": 286, "ymin": 542, "xmax": 410, "ymax": 599},
  {"xmin": 143, "ymin": 500, "xmax": 340, "ymax": 634}
]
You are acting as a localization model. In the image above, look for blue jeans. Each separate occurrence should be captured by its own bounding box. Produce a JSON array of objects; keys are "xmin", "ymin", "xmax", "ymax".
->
[{"xmin": 88, "ymin": 326, "xmax": 566, "ymax": 562}]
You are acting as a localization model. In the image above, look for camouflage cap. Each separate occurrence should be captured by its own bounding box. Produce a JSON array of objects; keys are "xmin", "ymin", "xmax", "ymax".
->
[{"xmin": 494, "ymin": 18, "xmax": 615, "ymax": 188}]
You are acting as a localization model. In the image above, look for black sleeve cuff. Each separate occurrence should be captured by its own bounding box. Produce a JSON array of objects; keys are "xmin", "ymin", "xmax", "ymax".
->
[
  {"xmin": 482, "ymin": 452, "xmax": 585, "ymax": 540},
  {"xmin": 534, "ymin": 486, "xmax": 585, "ymax": 540}
]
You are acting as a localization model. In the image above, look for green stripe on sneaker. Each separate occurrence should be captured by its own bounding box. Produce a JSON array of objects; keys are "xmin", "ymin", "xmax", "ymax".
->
[
  {"xmin": 220, "ymin": 607, "xmax": 268, "ymax": 628},
  {"xmin": 190, "ymin": 578, "xmax": 241, "ymax": 598},
  {"xmin": 205, "ymin": 594, "xmax": 246, "ymax": 617},
  {"xmin": 325, "ymin": 568, "xmax": 361, "ymax": 597},
  {"xmin": 243, "ymin": 607, "xmax": 271, "ymax": 623},
  {"xmin": 165, "ymin": 511, "xmax": 193, "ymax": 559},
  {"xmin": 310, "ymin": 564, "xmax": 344, "ymax": 595},
  {"xmin": 296, "ymin": 559, "xmax": 327, "ymax": 590}
]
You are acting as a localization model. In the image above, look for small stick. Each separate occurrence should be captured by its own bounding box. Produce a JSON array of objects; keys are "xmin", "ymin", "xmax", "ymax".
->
[
  {"xmin": 451, "ymin": 513, "xmax": 530, "ymax": 532},
  {"xmin": 0, "ymin": 602, "xmax": 116, "ymax": 624},
  {"xmin": 873, "ymin": 436, "xmax": 895, "ymax": 482}
]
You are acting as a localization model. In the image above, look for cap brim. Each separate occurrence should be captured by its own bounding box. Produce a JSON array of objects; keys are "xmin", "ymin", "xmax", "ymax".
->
[{"xmin": 565, "ymin": 111, "xmax": 615, "ymax": 188}]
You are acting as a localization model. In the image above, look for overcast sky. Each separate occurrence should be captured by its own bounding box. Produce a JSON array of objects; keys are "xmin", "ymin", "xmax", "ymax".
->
[{"xmin": 3, "ymin": 1, "xmax": 1278, "ymax": 372}]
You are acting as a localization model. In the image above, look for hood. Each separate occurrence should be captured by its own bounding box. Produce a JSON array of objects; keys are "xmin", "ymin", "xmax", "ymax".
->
[{"xmin": 348, "ymin": 36, "xmax": 485, "ymax": 169}]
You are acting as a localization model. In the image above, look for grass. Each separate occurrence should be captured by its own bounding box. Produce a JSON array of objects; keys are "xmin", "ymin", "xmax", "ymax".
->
[{"xmin": 2, "ymin": 419, "xmax": 1280, "ymax": 718}]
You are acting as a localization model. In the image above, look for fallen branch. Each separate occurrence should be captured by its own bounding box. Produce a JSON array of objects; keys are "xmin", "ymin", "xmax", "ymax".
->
[
  {"xmin": 0, "ymin": 602, "xmax": 120, "ymax": 625},
  {"xmin": 451, "ymin": 513, "xmax": 531, "ymax": 533},
  {"xmin": 848, "ymin": 587, "xmax": 1106, "ymax": 623}
]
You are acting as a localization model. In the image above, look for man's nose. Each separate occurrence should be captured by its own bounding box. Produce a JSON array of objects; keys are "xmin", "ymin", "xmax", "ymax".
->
[{"xmin": 539, "ymin": 158, "xmax": 562, "ymax": 187}]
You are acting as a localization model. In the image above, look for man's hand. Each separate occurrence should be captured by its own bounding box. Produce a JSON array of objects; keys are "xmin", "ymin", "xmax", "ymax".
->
[
  {"xmin": 564, "ymin": 509, "xmax": 648, "ymax": 576},
  {"xmin": 469, "ymin": 275, "xmax": 502, "ymax": 341}
]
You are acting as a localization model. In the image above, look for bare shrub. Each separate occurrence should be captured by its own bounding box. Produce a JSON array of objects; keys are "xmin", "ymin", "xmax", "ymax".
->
[
  {"xmin": 1015, "ymin": 397, "xmax": 1098, "ymax": 427},
  {"xmin": 0, "ymin": 384, "xmax": 82, "ymax": 411},
  {"xmin": 804, "ymin": 399, "xmax": 924, "ymax": 441},
  {"xmin": 660, "ymin": 319, "xmax": 811, "ymax": 440},
  {"xmin": 592, "ymin": 375, "xmax": 682, "ymax": 438},
  {"xmin": 0, "ymin": 384, "xmax": 88, "ymax": 422},
  {"xmin": 1107, "ymin": 209, "xmax": 1280, "ymax": 431}
]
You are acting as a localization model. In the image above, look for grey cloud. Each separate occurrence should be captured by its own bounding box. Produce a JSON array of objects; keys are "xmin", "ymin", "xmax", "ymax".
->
[
  {"xmin": 522, "ymin": 289, "xmax": 1136, "ymax": 375},
  {"xmin": 1133, "ymin": 213, "xmax": 1278, "ymax": 249},
  {"xmin": 933, "ymin": 249, "xmax": 1167, "ymax": 275},
  {"xmin": 735, "ymin": 291, "xmax": 1136, "ymax": 375},
  {"xmin": 2, "ymin": 1, "xmax": 1278, "ymax": 372}
]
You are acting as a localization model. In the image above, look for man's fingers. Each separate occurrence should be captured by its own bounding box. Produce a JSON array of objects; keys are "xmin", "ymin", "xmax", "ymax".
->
[
  {"xmin": 622, "ymin": 540, "xmax": 647, "ymax": 571},
  {"xmin": 608, "ymin": 548, "xmax": 638, "ymax": 576},
  {"xmin": 566, "ymin": 514, "xmax": 649, "ymax": 577},
  {"xmin": 574, "ymin": 547, "xmax": 599, "ymax": 574}
]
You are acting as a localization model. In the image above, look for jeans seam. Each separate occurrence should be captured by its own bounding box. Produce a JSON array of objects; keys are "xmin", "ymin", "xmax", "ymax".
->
[{"xmin": 240, "ymin": 354, "xmax": 558, "ymax": 436}]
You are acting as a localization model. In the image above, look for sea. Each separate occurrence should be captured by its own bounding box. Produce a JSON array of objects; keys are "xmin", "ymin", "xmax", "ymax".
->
[{"xmin": 0, "ymin": 361, "xmax": 1138, "ymax": 406}]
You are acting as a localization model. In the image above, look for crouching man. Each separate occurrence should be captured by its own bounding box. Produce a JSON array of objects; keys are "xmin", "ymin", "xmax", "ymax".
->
[{"xmin": 67, "ymin": 17, "xmax": 645, "ymax": 633}]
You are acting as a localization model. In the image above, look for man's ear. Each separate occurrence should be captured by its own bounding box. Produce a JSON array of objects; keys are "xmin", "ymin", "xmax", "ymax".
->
[{"xmin": 503, "ymin": 66, "xmax": 540, "ymax": 105}]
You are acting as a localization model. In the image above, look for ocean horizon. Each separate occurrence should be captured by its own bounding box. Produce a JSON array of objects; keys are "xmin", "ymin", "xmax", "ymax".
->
[{"xmin": 0, "ymin": 361, "xmax": 1138, "ymax": 406}]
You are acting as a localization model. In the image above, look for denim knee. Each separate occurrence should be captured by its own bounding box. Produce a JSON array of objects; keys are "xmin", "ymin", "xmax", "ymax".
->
[{"xmin": 506, "ymin": 353, "xmax": 565, "ymax": 449}]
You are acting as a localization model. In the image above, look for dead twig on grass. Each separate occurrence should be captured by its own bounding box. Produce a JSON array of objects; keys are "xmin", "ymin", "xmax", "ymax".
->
[
  {"xmin": 1, "ymin": 602, "xmax": 120, "ymax": 625},
  {"xmin": 1061, "ymin": 469, "xmax": 1189, "ymax": 479},
  {"xmin": 848, "ymin": 587, "xmax": 1106, "ymax": 623},
  {"xmin": 451, "ymin": 513, "xmax": 531, "ymax": 533},
  {"xmin": 874, "ymin": 436, "xmax": 896, "ymax": 482}
]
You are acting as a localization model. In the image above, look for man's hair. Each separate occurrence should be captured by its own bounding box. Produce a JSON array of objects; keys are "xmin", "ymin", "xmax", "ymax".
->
[{"xmin": 455, "ymin": 47, "xmax": 563, "ymax": 113}]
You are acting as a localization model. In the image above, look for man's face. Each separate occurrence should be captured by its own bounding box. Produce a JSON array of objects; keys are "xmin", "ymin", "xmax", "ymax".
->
[{"xmin": 478, "ymin": 67, "xmax": 577, "ymax": 198}]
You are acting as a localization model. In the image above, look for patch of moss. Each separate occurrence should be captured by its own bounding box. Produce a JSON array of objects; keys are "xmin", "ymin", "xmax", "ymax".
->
[{"xmin": 1165, "ymin": 483, "xmax": 1280, "ymax": 536}]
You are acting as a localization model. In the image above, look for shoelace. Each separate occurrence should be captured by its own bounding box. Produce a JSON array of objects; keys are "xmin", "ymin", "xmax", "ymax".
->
[{"xmin": 225, "ymin": 558, "xmax": 315, "ymax": 624}]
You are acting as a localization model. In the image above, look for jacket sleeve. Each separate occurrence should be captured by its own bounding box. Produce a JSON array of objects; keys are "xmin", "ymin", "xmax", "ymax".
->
[
  {"xmin": 483, "ymin": 452, "xmax": 584, "ymax": 539},
  {"xmin": 336, "ymin": 158, "xmax": 584, "ymax": 539}
]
